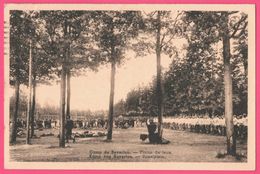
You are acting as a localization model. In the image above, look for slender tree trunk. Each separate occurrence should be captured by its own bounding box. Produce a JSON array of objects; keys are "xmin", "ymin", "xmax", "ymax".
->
[
  {"xmin": 156, "ymin": 11, "xmax": 163, "ymax": 139},
  {"xmin": 10, "ymin": 80, "xmax": 20, "ymax": 144},
  {"xmin": 30, "ymin": 77, "xmax": 36, "ymax": 138},
  {"xmin": 66, "ymin": 26, "xmax": 71, "ymax": 120},
  {"xmin": 106, "ymin": 54, "xmax": 116, "ymax": 141},
  {"xmin": 26, "ymin": 40, "xmax": 33, "ymax": 145},
  {"xmin": 59, "ymin": 63, "xmax": 66, "ymax": 148},
  {"xmin": 243, "ymin": 53, "xmax": 248, "ymax": 114},
  {"xmin": 222, "ymin": 12, "xmax": 236, "ymax": 156},
  {"xmin": 59, "ymin": 20, "xmax": 69, "ymax": 148},
  {"xmin": 66, "ymin": 67, "xmax": 71, "ymax": 119},
  {"xmin": 242, "ymin": 53, "xmax": 248, "ymax": 79},
  {"xmin": 211, "ymin": 51, "xmax": 216, "ymax": 118}
]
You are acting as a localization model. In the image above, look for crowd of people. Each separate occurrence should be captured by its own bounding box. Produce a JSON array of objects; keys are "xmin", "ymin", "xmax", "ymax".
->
[
  {"xmin": 163, "ymin": 115, "xmax": 247, "ymax": 140},
  {"xmin": 10, "ymin": 119, "xmax": 58, "ymax": 129},
  {"xmin": 68, "ymin": 117, "xmax": 144, "ymax": 129},
  {"xmin": 10, "ymin": 115, "xmax": 248, "ymax": 140}
]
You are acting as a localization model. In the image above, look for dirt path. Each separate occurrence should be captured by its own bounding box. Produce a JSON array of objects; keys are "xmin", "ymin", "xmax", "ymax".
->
[{"xmin": 9, "ymin": 127, "xmax": 247, "ymax": 162}]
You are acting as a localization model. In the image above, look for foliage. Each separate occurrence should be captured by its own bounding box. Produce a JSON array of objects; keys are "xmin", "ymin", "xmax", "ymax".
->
[{"xmin": 116, "ymin": 11, "xmax": 248, "ymax": 117}]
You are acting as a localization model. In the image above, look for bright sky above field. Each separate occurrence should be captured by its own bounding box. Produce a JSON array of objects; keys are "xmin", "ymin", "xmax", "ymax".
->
[
  {"xmin": 7, "ymin": 9, "xmax": 244, "ymax": 112},
  {"xmin": 8, "ymin": 10, "xmax": 188, "ymax": 111},
  {"xmin": 12, "ymin": 38, "xmax": 225, "ymax": 111},
  {"xmin": 35, "ymin": 53, "xmax": 174, "ymax": 111}
]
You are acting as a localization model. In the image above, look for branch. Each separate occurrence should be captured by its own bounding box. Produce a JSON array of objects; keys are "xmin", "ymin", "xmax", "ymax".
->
[
  {"xmin": 212, "ymin": 11, "xmax": 238, "ymax": 15},
  {"xmin": 227, "ymin": 11, "xmax": 239, "ymax": 15},
  {"xmin": 160, "ymin": 33, "xmax": 167, "ymax": 47},
  {"xmin": 232, "ymin": 21, "xmax": 248, "ymax": 39},
  {"xmin": 143, "ymin": 11, "xmax": 157, "ymax": 18},
  {"xmin": 34, "ymin": 33, "xmax": 54, "ymax": 56},
  {"xmin": 161, "ymin": 34, "xmax": 175, "ymax": 49},
  {"xmin": 230, "ymin": 15, "xmax": 248, "ymax": 38},
  {"xmin": 161, "ymin": 11, "xmax": 183, "ymax": 48}
]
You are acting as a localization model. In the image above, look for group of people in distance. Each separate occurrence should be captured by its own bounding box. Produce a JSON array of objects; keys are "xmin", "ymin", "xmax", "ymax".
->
[
  {"xmin": 11, "ymin": 114, "xmax": 248, "ymax": 143},
  {"xmin": 162, "ymin": 115, "xmax": 247, "ymax": 140}
]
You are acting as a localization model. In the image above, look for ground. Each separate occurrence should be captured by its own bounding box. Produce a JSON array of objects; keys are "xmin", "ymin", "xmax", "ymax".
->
[{"xmin": 9, "ymin": 127, "xmax": 247, "ymax": 162}]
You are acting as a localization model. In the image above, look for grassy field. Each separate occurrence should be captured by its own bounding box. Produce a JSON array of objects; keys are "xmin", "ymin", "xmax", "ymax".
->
[{"xmin": 9, "ymin": 127, "xmax": 247, "ymax": 162}]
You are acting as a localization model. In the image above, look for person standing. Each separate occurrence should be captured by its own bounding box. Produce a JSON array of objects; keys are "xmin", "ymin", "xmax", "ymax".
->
[{"xmin": 65, "ymin": 118, "xmax": 74, "ymax": 143}]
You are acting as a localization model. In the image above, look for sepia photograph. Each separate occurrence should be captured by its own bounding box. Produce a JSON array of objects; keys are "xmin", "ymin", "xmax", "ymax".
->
[{"xmin": 3, "ymin": 4, "xmax": 256, "ymax": 170}]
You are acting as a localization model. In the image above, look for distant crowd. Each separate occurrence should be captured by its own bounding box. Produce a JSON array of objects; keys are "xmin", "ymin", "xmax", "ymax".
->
[
  {"xmin": 11, "ymin": 115, "xmax": 247, "ymax": 140},
  {"xmin": 12, "ymin": 119, "xmax": 58, "ymax": 129},
  {"xmin": 11, "ymin": 117, "xmax": 148, "ymax": 129},
  {"xmin": 163, "ymin": 115, "xmax": 247, "ymax": 140}
]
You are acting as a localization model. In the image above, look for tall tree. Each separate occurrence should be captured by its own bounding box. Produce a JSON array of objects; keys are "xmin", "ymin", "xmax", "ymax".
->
[
  {"xmin": 14, "ymin": 11, "xmax": 59, "ymax": 140},
  {"xmin": 29, "ymin": 46, "xmax": 58, "ymax": 138},
  {"xmin": 39, "ymin": 11, "xmax": 103, "ymax": 147},
  {"xmin": 9, "ymin": 11, "xmax": 35, "ymax": 144},
  {"xmin": 35, "ymin": 11, "xmax": 78, "ymax": 147},
  {"xmin": 221, "ymin": 12, "xmax": 235, "ymax": 155},
  {"xmin": 66, "ymin": 65, "xmax": 71, "ymax": 119},
  {"xmin": 155, "ymin": 11, "xmax": 163, "ymax": 137},
  {"xmin": 205, "ymin": 11, "xmax": 247, "ymax": 155},
  {"xmin": 30, "ymin": 73, "xmax": 36, "ymax": 138},
  {"xmin": 9, "ymin": 10, "xmax": 57, "ymax": 143},
  {"xmin": 26, "ymin": 40, "xmax": 33, "ymax": 144},
  {"xmin": 10, "ymin": 79, "xmax": 20, "ymax": 144},
  {"xmin": 184, "ymin": 11, "xmax": 248, "ymax": 155},
  {"xmin": 220, "ymin": 11, "xmax": 247, "ymax": 155},
  {"xmin": 96, "ymin": 11, "xmax": 143, "ymax": 141},
  {"xmin": 133, "ymin": 11, "xmax": 183, "ymax": 139}
]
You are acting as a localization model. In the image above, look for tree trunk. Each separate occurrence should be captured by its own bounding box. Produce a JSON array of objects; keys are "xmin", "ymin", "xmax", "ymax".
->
[
  {"xmin": 242, "ymin": 51, "xmax": 248, "ymax": 79},
  {"xmin": 66, "ymin": 68, "xmax": 71, "ymax": 119},
  {"xmin": 26, "ymin": 40, "xmax": 33, "ymax": 145},
  {"xmin": 222, "ymin": 12, "xmax": 236, "ymax": 156},
  {"xmin": 59, "ymin": 20, "xmax": 68, "ymax": 147},
  {"xmin": 106, "ymin": 56, "xmax": 116, "ymax": 141},
  {"xmin": 156, "ymin": 11, "xmax": 163, "ymax": 139},
  {"xmin": 59, "ymin": 63, "xmax": 66, "ymax": 148},
  {"xmin": 10, "ymin": 80, "xmax": 20, "ymax": 144},
  {"xmin": 30, "ymin": 77, "xmax": 36, "ymax": 138}
]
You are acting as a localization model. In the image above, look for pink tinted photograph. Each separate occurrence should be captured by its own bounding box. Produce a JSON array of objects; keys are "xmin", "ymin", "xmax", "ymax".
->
[{"xmin": 0, "ymin": 0, "xmax": 259, "ymax": 174}]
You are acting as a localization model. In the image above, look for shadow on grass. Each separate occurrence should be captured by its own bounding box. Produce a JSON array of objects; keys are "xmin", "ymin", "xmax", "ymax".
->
[
  {"xmin": 216, "ymin": 152, "xmax": 247, "ymax": 161},
  {"xmin": 47, "ymin": 145, "xmax": 72, "ymax": 149}
]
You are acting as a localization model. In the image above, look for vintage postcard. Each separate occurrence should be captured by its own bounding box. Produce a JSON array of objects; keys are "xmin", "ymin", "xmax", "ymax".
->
[{"xmin": 3, "ymin": 3, "xmax": 256, "ymax": 170}]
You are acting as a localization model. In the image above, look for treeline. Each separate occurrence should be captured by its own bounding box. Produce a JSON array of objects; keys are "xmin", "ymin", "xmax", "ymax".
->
[
  {"xmin": 115, "ymin": 39, "xmax": 247, "ymax": 117},
  {"xmin": 9, "ymin": 94, "xmax": 107, "ymax": 119},
  {"xmin": 115, "ymin": 12, "xmax": 247, "ymax": 119}
]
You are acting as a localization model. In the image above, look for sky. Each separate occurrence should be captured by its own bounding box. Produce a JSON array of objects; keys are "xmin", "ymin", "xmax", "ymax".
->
[
  {"xmin": 6, "ymin": 8, "xmax": 187, "ymax": 112},
  {"xmin": 33, "ymin": 52, "xmax": 173, "ymax": 111},
  {"xmin": 6, "ymin": 9, "xmax": 192, "ymax": 112}
]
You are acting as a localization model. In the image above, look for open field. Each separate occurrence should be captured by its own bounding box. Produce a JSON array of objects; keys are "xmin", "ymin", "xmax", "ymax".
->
[{"xmin": 9, "ymin": 127, "xmax": 247, "ymax": 162}]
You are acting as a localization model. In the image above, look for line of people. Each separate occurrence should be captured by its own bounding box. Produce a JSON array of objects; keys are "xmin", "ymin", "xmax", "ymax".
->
[
  {"xmin": 10, "ymin": 115, "xmax": 248, "ymax": 141},
  {"xmin": 162, "ymin": 115, "xmax": 247, "ymax": 140}
]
